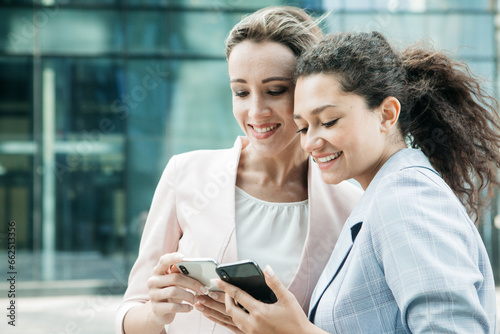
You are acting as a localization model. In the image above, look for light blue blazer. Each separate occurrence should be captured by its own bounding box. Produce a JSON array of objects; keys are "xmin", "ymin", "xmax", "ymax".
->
[{"xmin": 309, "ymin": 149, "xmax": 497, "ymax": 333}]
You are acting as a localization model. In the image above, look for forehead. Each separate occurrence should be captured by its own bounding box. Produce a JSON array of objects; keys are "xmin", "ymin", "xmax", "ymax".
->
[
  {"xmin": 228, "ymin": 40, "xmax": 296, "ymax": 79},
  {"xmin": 294, "ymin": 74, "xmax": 343, "ymax": 106},
  {"xmin": 294, "ymin": 74, "xmax": 366, "ymax": 118}
]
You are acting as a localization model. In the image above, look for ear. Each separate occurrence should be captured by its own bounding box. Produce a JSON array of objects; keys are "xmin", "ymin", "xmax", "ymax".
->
[{"xmin": 378, "ymin": 96, "xmax": 401, "ymax": 133}]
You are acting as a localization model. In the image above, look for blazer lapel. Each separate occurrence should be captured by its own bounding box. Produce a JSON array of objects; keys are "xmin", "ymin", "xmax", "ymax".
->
[
  {"xmin": 308, "ymin": 219, "xmax": 363, "ymax": 321},
  {"xmin": 218, "ymin": 137, "xmax": 246, "ymax": 264}
]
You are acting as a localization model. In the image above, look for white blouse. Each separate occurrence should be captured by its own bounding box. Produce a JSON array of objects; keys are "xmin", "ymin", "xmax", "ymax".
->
[{"xmin": 234, "ymin": 187, "xmax": 308, "ymax": 287}]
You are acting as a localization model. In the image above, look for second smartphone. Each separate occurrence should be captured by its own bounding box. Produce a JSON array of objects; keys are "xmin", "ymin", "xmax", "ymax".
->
[{"xmin": 216, "ymin": 260, "xmax": 277, "ymax": 304}]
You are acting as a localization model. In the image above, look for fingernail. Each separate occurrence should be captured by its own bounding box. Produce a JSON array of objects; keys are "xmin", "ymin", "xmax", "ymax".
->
[
  {"xmin": 265, "ymin": 265, "xmax": 275, "ymax": 277},
  {"xmin": 200, "ymin": 286, "xmax": 209, "ymax": 295},
  {"xmin": 195, "ymin": 303, "xmax": 205, "ymax": 311},
  {"xmin": 198, "ymin": 296, "xmax": 206, "ymax": 304},
  {"xmin": 174, "ymin": 252, "xmax": 184, "ymax": 261},
  {"xmin": 208, "ymin": 292, "xmax": 218, "ymax": 300}
]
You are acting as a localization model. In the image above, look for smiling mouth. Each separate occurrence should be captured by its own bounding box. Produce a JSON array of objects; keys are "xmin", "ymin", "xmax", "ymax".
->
[
  {"xmin": 250, "ymin": 124, "xmax": 280, "ymax": 133},
  {"xmin": 316, "ymin": 151, "xmax": 342, "ymax": 163}
]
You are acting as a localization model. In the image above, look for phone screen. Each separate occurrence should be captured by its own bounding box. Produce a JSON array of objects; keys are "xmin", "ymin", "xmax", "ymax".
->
[{"xmin": 216, "ymin": 260, "xmax": 277, "ymax": 304}]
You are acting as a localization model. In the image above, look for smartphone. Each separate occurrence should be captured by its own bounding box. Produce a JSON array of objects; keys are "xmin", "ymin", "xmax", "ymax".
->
[
  {"xmin": 175, "ymin": 258, "xmax": 222, "ymax": 292},
  {"xmin": 216, "ymin": 260, "xmax": 277, "ymax": 304}
]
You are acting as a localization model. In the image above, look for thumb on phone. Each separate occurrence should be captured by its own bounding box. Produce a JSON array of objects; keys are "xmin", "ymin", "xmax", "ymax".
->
[{"xmin": 263, "ymin": 265, "xmax": 289, "ymax": 301}]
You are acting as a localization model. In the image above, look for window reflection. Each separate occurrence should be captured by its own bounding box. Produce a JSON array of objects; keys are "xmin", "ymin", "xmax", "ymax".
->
[
  {"xmin": 0, "ymin": 0, "xmax": 498, "ymax": 286},
  {"xmin": 127, "ymin": 11, "xmax": 169, "ymax": 54},
  {"xmin": 0, "ymin": 9, "xmax": 34, "ymax": 54},
  {"xmin": 40, "ymin": 9, "xmax": 122, "ymax": 54},
  {"xmin": 0, "ymin": 57, "xmax": 33, "ymax": 140},
  {"xmin": 168, "ymin": 59, "xmax": 238, "ymax": 154},
  {"xmin": 170, "ymin": 11, "xmax": 241, "ymax": 57}
]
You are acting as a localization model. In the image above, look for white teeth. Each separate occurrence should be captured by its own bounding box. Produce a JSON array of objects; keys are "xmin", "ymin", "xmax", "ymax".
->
[
  {"xmin": 253, "ymin": 124, "xmax": 278, "ymax": 133},
  {"xmin": 317, "ymin": 152, "xmax": 342, "ymax": 163}
]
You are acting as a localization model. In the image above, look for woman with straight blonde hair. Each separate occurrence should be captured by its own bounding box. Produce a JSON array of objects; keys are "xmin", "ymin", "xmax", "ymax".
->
[{"xmin": 116, "ymin": 7, "xmax": 362, "ymax": 334}]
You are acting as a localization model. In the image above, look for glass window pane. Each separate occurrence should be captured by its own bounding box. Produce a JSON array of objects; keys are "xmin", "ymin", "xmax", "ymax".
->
[
  {"xmin": 343, "ymin": 0, "xmax": 373, "ymax": 10},
  {"xmin": 426, "ymin": 0, "xmax": 491, "ymax": 10},
  {"xmin": 0, "ymin": 0, "xmax": 33, "ymax": 3},
  {"xmin": 0, "ymin": 8, "xmax": 35, "ymax": 54},
  {"xmin": 33, "ymin": 57, "xmax": 127, "ymax": 280},
  {"xmin": 376, "ymin": 15, "xmax": 426, "ymax": 44},
  {"xmin": 0, "ymin": 57, "xmax": 33, "ymax": 140},
  {"xmin": 125, "ymin": 60, "xmax": 169, "ymax": 155},
  {"xmin": 58, "ymin": 0, "xmax": 118, "ymax": 4},
  {"xmin": 169, "ymin": 0, "xmax": 284, "ymax": 10},
  {"xmin": 427, "ymin": 14, "xmax": 494, "ymax": 58},
  {"xmin": 328, "ymin": 13, "xmax": 494, "ymax": 59},
  {"xmin": 40, "ymin": 9, "xmax": 122, "ymax": 54},
  {"xmin": 55, "ymin": 153, "xmax": 124, "ymax": 252},
  {"xmin": 467, "ymin": 60, "xmax": 496, "ymax": 96},
  {"xmin": 0, "ymin": 154, "xmax": 34, "ymax": 284},
  {"xmin": 0, "ymin": 154, "xmax": 34, "ymax": 283},
  {"xmin": 31, "ymin": 0, "xmax": 118, "ymax": 4},
  {"xmin": 41, "ymin": 58, "xmax": 124, "ymax": 136},
  {"xmin": 126, "ymin": 0, "xmax": 285, "ymax": 8},
  {"xmin": 127, "ymin": 0, "xmax": 168, "ymax": 4},
  {"xmin": 320, "ymin": 0, "xmax": 341, "ymax": 11},
  {"xmin": 125, "ymin": 59, "xmax": 169, "ymax": 250},
  {"xmin": 168, "ymin": 59, "xmax": 240, "ymax": 155},
  {"xmin": 170, "ymin": 11, "xmax": 242, "ymax": 57},
  {"xmin": 329, "ymin": 13, "xmax": 427, "ymax": 45},
  {"xmin": 127, "ymin": 11, "xmax": 168, "ymax": 53},
  {"xmin": 0, "ymin": 155, "xmax": 32, "ymax": 234},
  {"xmin": 370, "ymin": 0, "xmax": 492, "ymax": 11}
]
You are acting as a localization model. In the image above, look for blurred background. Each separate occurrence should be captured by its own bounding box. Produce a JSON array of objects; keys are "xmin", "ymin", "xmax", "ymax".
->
[{"xmin": 0, "ymin": 0, "xmax": 499, "ymax": 333}]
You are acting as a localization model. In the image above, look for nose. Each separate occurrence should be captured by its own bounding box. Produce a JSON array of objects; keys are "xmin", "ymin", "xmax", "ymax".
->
[
  {"xmin": 248, "ymin": 94, "xmax": 271, "ymax": 119},
  {"xmin": 301, "ymin": 130, "xmax": 324, "ymax": 153}
]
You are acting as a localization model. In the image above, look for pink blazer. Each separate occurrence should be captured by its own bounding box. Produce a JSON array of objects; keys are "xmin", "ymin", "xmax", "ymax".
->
[{"xmin": 115, "ymin": 137, "xmax": 362, "ymax": 334}]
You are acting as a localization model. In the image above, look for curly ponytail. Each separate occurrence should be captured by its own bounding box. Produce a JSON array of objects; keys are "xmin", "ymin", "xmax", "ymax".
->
[
  {"xmin": 400, "ymin": 48, "xmax": 500, "ymax": 219},
  {"xmin": 295, "ymin": 31, "xmax": 500, "ymax": 221}
]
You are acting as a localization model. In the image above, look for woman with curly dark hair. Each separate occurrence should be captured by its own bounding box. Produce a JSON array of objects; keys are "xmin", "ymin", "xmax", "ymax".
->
[{"xmin": 216, "ymin": 31, "xmax": 500, "ymax": 333}]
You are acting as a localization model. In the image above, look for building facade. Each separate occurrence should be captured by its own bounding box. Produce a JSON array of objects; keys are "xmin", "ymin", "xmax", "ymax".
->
[{"xmin": 0, "ymin": 0, "xmax": 498, "ymax": 293}]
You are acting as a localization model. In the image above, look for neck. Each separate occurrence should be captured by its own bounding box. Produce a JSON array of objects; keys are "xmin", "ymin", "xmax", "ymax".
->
[
  {"xmin": 240, "ymin": 139, "xmax": 309, "ymax": 187},
  {"xmin": 358, "ymin": 141, "xmax": 408, "ymax": 190}
]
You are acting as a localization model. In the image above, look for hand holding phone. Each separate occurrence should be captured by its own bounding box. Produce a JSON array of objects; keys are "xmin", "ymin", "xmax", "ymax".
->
[
  {"xmin": 175, "ymin": 258, "xmax": 277, "ymax": 304},
  {"xmin": 216, "ymin": 260, "xmax": 277, "ymax": 304},
  {"xmin": 175, "ymin": 258, "xmax": 222, "ymax": 292}
]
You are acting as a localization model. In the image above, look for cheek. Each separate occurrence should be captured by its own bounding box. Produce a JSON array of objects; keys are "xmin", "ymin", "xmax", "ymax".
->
[
  {"xmin": 324, "ymin": 128, "xmax": 343, "ymax": 146},
  {"xmin": 274, "ymin": 102, "xmax": 294, "ymax": 119},
  {"xmin": 275, "ymin": 92, "xmax": 294, "ymax": 110}
]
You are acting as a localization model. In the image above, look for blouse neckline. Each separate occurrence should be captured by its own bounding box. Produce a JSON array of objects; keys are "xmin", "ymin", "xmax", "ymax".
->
[{"xmin": 235, "ymin": 186, "xmax": 308, "ymax": 207}]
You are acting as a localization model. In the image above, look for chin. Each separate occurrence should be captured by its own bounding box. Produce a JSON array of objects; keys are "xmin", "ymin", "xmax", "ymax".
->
[{"xmin": 320, "ymin": 173, "xmax": 344, "ymax": 185}]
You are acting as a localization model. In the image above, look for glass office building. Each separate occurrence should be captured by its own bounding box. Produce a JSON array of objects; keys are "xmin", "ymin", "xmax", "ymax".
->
[{"xmin": 0, "ymin": 0, "xmax": 499, "ymax": 294}]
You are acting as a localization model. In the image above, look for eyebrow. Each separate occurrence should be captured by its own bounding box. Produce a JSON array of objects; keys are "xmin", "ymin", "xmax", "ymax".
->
[
  {"xmin": 230, "ymin": 76, "xmax": 291, "ymax": 84},
  {"xmin": 293, "ymin": 104, "xmax": 337, "ymax": 119}
]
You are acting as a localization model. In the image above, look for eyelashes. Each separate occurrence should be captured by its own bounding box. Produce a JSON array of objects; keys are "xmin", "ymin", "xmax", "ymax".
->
[
  {"xmin": 267, "ymin": 89, "xmax": 287, "ymax": 96},
  {"xmin": 321, "ymin": 119, "xmax": 338, "ymax": 128},
  {"xmin": 235, "ymin": 91, "xmax": 248, "ymax": 97},
  {"xmin": 296, "ymin": 119, "xmax": 339, "ymax": 134},
  {"xmin": 233, "ymin": 88, "xmax": 288, "ymax": 98},
  {"xmin": 296, "ymin": 128, "xmax": 307, "ymax": 134}
]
